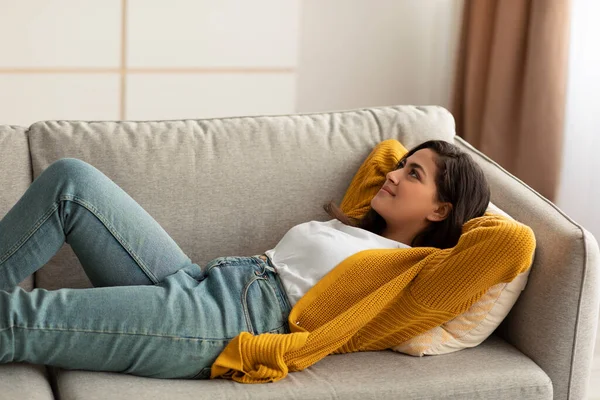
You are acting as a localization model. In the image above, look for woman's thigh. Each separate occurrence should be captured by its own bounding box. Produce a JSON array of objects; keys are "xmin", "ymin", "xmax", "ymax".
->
[
  {"xmin": 0, "ymin": 265, "xmax": 224, "ymax": 379},
  {"xmin": 0, "ymin": 157, "xmax": 194, "ymax": 289},
  {"xmin": 0, "ymin": 259, "xmax": 290, "ymax": 380}
]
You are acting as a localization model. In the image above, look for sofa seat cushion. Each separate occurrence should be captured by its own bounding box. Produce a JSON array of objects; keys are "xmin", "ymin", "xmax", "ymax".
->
[
  {"xmin": 51, "ymin": 334, "xmax": 551, "ymax": 400},
  {"xmin": 0, "ymin": 363, "xmax": 55, "ymax": 400}
]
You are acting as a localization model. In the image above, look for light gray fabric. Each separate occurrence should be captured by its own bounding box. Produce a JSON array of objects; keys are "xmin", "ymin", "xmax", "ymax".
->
[
  {"xmin": 0, "ymin": 125, "xmax": 34, "ymax": 292},
  {"xmin": 0, "ymin": 104, "xmax": 597, "ymax": 399},
  {"xmin": 0, "ymin": 363, "xmax": 55, "ymax": 400},
  {"xmin": 26, "ymin": 106, "xmax": 455, "ymax": 290},
  {"xmin": 454, "ymin": 135, "xmax": 600, "ymax": 400},
  {"xmin": 53, "ymin": 335, "xmax": 551, "ymax": 400}
]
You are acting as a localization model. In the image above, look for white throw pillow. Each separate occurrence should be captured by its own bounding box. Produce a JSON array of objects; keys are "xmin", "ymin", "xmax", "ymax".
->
[{"xmin": 390, "ymin": 202, "xmax": 533, "ymax": 356}]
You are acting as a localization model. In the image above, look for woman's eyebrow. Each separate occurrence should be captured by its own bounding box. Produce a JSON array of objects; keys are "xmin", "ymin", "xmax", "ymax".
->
[{"xmin": 407, "ymin": 162, "xmax": 427, "ymax": 177}]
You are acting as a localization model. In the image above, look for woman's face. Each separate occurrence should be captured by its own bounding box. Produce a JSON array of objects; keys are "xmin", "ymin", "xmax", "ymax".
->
[{"xmin": 371, "ymin": 148, "xmax": 451, "ymax": 231}]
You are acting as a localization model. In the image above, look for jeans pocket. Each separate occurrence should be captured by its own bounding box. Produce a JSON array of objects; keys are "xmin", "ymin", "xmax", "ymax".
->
[{"xmin": 242, "ymin": 276, "xmax": 286, "ymax": 335}]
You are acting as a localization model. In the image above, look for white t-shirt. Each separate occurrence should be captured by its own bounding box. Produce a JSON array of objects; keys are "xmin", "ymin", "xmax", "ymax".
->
[{"xmin": 265, "ymin": 219, "xmax": 411, "ymax": 308}]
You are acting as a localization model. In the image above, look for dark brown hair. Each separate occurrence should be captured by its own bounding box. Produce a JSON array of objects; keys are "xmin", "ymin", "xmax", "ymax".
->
[{"xmin": 324, "ymin": 140, "xmax": 491, "ymax": 249}]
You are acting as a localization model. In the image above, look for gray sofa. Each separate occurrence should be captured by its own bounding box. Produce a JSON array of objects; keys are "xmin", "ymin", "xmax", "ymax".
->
[{"xmin": 0, "ymin": 105, "xmax": 598, "ymax": 400}]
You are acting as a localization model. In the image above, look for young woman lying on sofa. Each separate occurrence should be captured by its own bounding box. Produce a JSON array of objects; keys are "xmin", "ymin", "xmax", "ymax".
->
[{"xmin": 0, "ymin": 139, "xmax": 535, "ymax": 383}]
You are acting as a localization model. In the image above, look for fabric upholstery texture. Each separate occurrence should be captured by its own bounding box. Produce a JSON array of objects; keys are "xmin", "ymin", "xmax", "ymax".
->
[
  {"xmin": 0, "ymin": 363, "xmax": 54, "ymax": 400},
  {"xmin": 0, "ymin": 105, "xmax": 597, "ymax": 399},
  {"xmin": 52, "ymin": 335, "xmax": 552, "ymax": 400},
  {"xmin": 26, "ymin": 106, "xmax": 455, "ymax": 290}
]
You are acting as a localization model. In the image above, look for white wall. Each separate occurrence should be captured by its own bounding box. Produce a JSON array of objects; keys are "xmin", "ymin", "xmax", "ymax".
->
[
  {"xmin": 0, "ymin": 0, "xmax": 299, "ymax": 125},
  {"xmin": 0, "ymin": 0, "xmax": 463, "ymax": 125},
  {"xmin": 555, "ymin": 0, "xmax": 600, "ymax": 241},
  {"xmin": 297, "ymin": 0, "xmax": 464, "ymax": 112}
]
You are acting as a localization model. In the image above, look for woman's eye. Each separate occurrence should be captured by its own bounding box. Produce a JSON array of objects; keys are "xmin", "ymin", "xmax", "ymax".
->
[{"xmin": 396, "ymin": 160, "xmax": 419, "ymax": 180}]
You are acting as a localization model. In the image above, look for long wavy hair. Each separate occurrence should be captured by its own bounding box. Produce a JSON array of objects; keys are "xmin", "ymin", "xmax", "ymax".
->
[{"xmin": 324, "ymin": 140, "xmax": 491, "ymax": 249}]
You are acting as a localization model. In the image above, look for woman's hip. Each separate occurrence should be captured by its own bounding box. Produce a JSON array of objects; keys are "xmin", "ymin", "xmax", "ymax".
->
[{"xmin": 201, "ymin": 255, "xmax": 292, "ymax": 337}]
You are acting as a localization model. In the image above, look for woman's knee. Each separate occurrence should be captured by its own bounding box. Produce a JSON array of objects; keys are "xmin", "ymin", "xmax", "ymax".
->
[
  {"xmin": 43, "ymin": 158, "xmax": 104, "ymax": 189},
  {"xmin": 47, "ymin": 158, "xmax": 94, "ymax": 177}
]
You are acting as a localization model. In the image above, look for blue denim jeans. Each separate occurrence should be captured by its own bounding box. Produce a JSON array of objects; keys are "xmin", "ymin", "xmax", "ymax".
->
[{"xmin": 0, "ymin": 158, "xmax": 292, "ymax": 379}]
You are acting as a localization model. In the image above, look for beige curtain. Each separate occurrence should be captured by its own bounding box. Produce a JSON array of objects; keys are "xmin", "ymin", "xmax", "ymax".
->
[{"xmin": 452, "ymin": 0, "xmax": 571, "ymax": 201}]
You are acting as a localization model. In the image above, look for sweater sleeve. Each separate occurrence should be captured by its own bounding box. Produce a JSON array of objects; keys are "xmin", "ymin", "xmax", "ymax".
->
[
  {"xmin": 210, "ymin": 331, "xmax": 310, "ymax": 383},
  {"xmin": 409, "ymin": 214, "xmax": 536, "ymax": 313},
  {"xmin": 340, "ymin": 139, "xmax": 408, "ymax": 219}
]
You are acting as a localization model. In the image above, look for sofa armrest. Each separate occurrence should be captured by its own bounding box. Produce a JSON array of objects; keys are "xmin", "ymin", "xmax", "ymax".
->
[{"xmin": 454, "ymin": 135, "xmax": 600, "ymax": 400}]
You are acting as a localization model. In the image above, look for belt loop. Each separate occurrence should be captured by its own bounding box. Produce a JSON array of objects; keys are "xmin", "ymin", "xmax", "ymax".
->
[
  {"xmin": 264, "ymin": 264, "xmax": 275, "ymax": 273},
  {"xmin": 259, "ymin": 254, "xmax": 276, "ymax": 273}
]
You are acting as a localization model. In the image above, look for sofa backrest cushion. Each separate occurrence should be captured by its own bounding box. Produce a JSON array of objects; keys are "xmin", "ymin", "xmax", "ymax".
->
[{"xmin": 26, "ymin": 106, "xmax": 455, "ymax": 289}]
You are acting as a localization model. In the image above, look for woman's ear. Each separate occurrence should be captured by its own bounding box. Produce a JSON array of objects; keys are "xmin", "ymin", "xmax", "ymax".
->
[{"xmin": 427, "ymin": 202, "xmax": 452, "ymax": 222}]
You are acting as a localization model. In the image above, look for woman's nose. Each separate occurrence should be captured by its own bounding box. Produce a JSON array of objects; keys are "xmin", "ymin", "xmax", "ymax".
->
[{"xmin": 386, "ymin": 170, "xmax": 399, "ymax": 184}]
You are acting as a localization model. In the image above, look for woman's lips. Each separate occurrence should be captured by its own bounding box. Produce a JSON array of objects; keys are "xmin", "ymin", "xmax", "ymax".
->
[{"xmin": 381, "ymin": 185, "xmax": 395, "ymax": 196}]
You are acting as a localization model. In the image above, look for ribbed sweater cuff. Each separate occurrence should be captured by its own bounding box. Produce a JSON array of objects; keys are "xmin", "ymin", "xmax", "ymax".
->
[{"xmin": 211, "ymin": 331, "xmax": 309, "ymax": 383}]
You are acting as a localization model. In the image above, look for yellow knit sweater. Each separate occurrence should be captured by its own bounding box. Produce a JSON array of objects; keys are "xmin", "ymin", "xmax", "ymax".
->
[{"xmin": 210, "ymin": 140, "xmax": 536, "ymax": 384}]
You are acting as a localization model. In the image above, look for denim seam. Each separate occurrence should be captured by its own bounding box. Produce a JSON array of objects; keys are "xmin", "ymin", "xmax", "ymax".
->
[
  {"xmin": 256, "ymin": 257, "xmax": 292, "ymax": 325},
  {"xmin": 241, "ymin": 276, "xmax": 262, "ymax": 334},
  {"xmin": 205, "ymin": 257, "xmax": 262, "ymax": 275},
  {"xmin": 59, "ymin": 194, "xmax": 159, "ymax": 284},
  {"xmin": 191, "ymin": 368, "xmax": 212, "ymax": 380},
  {"xmin": 268, "ymin": 322, "xmax": 288, "ymax": 333},
  {"xmin": 261, "ymin": 257, "xmax": 292, "ymax": 318},
  {"xmin": 243, "ymin": 275, "xmax": 287, "ymax": 335},
  {"xmin": 204, "ymin": 256, "xmax": 249, "ymax": 275},
  {"xmin": 264, "ymin": 277, "xmax": 288, "ymax": 322},
  {"xmin": 202, "ymin": 257, "xmax": 287, "ymax": 335},
  {"xmin": 267, "ymin": 275, "xmax": 290, "ymax": 321},
  {"xmin": 204, "ymin": 259, "xmax": 230, "ymax": 275},
  {"xmin": 2, "ymin": 325, "xmax": 236, "ymax": 342},
  {"xmin": 0, "ymin": 202, "xmax": 59, "ymax": 265}
]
